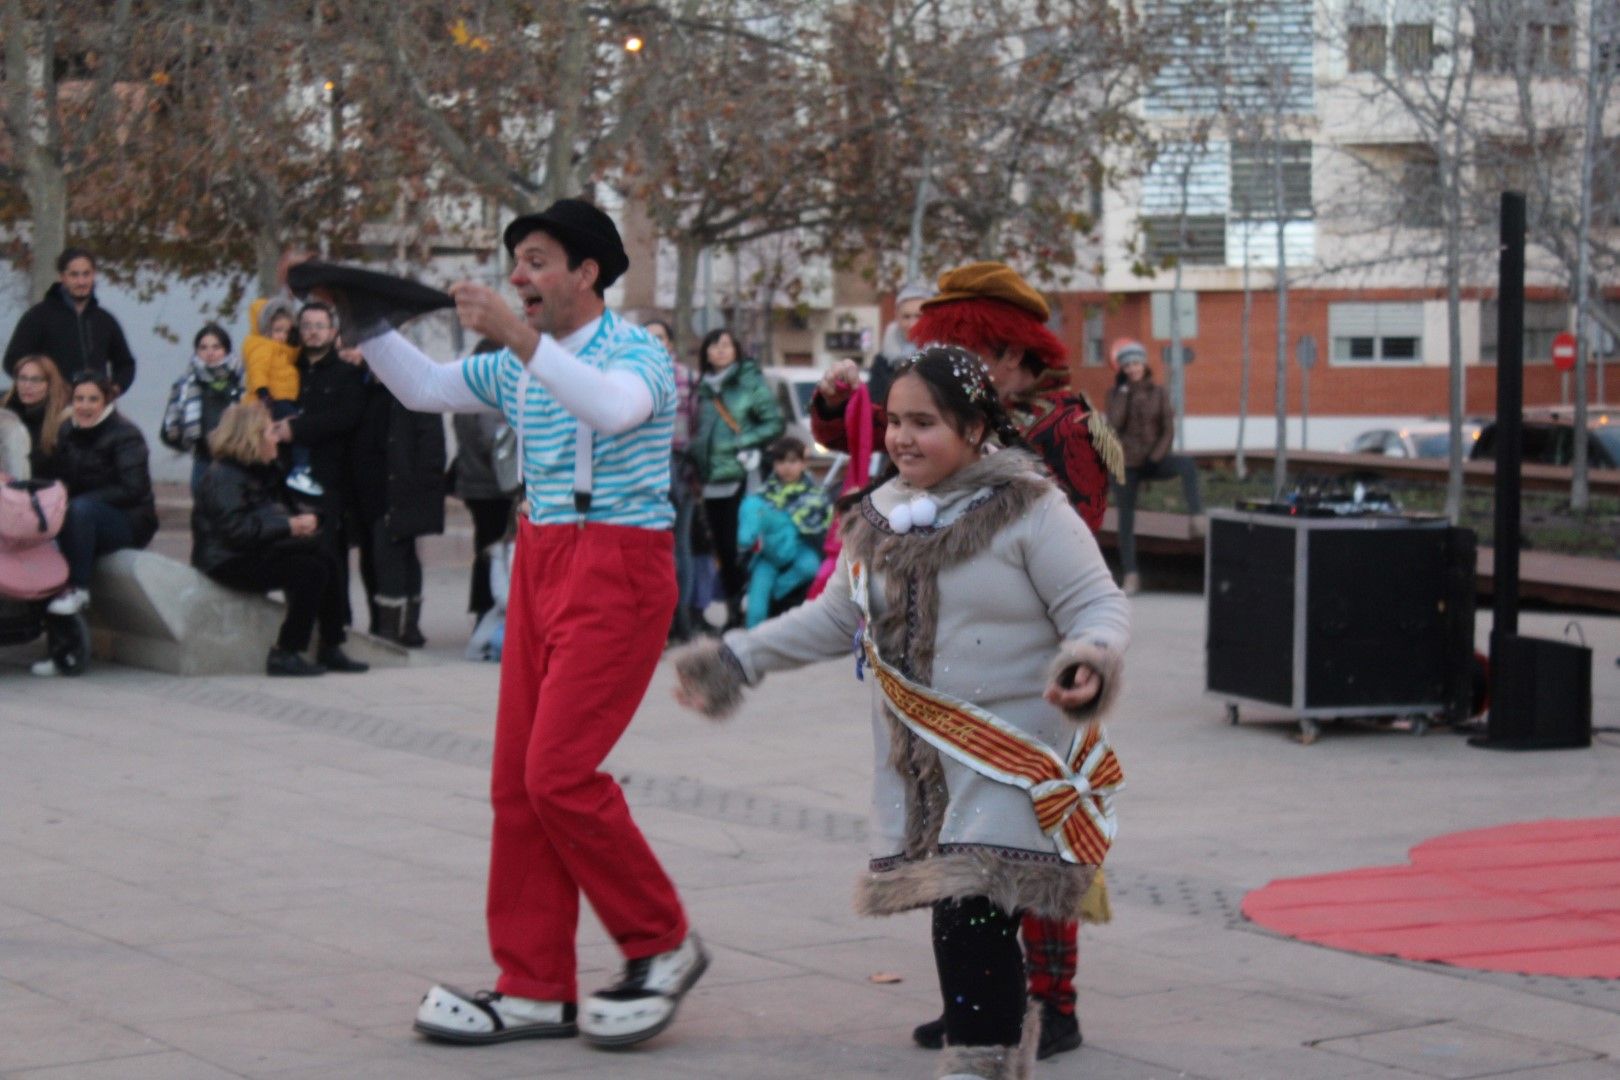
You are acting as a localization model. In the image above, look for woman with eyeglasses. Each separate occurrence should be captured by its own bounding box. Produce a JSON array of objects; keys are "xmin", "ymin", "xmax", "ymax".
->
[{"xmin": 2, "ymin": 354, "xmax": 70, "ymax": 479}]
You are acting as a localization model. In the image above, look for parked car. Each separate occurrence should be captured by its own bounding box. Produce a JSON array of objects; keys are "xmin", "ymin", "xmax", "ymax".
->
[
  {"xmin": 761, "ymin": 366, "xmax": 843, "ymax": 480},
  {"xmin": 1342, "ymin": 421, "xmax": 1482, "ymax": 459},
  {"xmin": 1469, "ymin": 406, "xmax": 1620, "ymax": 468}
]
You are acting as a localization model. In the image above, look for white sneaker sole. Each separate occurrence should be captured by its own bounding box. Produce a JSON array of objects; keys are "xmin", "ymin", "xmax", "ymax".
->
[{"xmin": 580, "ymin": 944, "xmax": 709, "ymax": 1049}]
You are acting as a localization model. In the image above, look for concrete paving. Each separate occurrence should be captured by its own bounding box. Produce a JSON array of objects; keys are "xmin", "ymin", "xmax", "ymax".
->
[{"xmin": 2, "ymin": 545, "xmax": 1619, "ymax": 1079}]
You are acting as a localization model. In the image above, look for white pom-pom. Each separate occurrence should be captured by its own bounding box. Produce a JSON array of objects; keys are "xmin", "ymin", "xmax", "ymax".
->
[
  {"xmin": 888, "ymin": 501, "xmax": 914, "ymax": 533},
  {"xmin": 909, "ymin": 495, "xmax": 938, "ymax": 528}
]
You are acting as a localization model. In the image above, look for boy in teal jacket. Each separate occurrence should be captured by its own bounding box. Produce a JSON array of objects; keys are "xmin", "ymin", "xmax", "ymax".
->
[{"xmin": 737, "ymin": 437, "xmax": 832, "ymax": 627}]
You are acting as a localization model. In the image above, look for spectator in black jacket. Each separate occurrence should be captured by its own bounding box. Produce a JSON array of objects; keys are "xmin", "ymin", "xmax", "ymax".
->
[
  {"xmin": 193, "ymin": 400, "xmax": 368, "ymax": 677},
  {"xmin": 3, "ymin": 248, "xmax": 138, "ymax": 393},
  {"xmin": 268, "ymin": 302, "xmax": 367, "ymax": 626},
  {"xmin": 41, "ymin": 374, "xmax": 157, "ymax": 618},
  {"xmin": 350, "ymin": 368, "xmax": 446, "ymax": 646}
]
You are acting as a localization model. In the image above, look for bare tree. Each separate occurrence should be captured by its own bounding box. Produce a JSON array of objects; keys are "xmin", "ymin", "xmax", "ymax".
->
[
  {"xmin": 1316, "ymin": 0, "xmax": 1493, "ymax": 522},
  {"xmin": 1, "ymin": 0, "xmax": 133, "ymax": 297},
  {"xmin": 1488, "ymin": 0, "xmax": 1620, "ymax": 509}
]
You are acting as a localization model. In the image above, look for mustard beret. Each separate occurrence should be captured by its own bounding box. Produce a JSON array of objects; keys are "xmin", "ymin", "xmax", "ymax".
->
[{"xmin": 924, "ymin": 261, "xmax": 1049, "ymax": 322}]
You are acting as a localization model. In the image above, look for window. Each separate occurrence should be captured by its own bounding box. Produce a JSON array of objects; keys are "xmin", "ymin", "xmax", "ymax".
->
[
  {"xmin": 1151, "ymin": 292, "xmax": 1200, "ymax": 340},
  {"xmin": 1230, "ymin": 141, "xmax": 1313, "ymax": 221},
  {"xmin": 1143, "ymin": 216, "xmax": 1228, "ymax": 265},
  {"xmin": 1348, "ymin": 24, "xmax": 1387, "ymax": 73},
  {"xmin": 1480, "ymin": 300, "xmax": 1567, "ymax": 364},
  {"xmin": 1397, "ymin": 150, "xmax": 1442, "ymax": 228},
  {"xmin": 1330, "ymin": 302, "xmax": 1425, "ymax": 363},
  {"xmin": 1475, "ymin": 0, "xmax": 1574, "ymax": 73},
  {"xmin": 1144, "ymin": 0, "xmax": 1314, "ymax": 115},
  {"xmin": 1083, "ymin": 308, "xmax": 1106, "ymax": 366},
  {"xmin": 1392, "ymin": 23, "xmax": 1434, "ymax": 72}
]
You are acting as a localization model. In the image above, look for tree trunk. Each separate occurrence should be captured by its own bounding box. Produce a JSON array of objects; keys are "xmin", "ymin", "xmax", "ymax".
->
[
  {"xmin": 541, "ymin": 3, "xmax": 590, "ymax": 204},
  {"xmin": 3, "ymin": 1, "xmax": 66, "ymax": 299},
  {"xmin": 672, "ymin": 236, "xmax": 702, "ymax": 358},
  {"xmin": 24, "ymin": 159, "xmax": 66, "ymax": 302}
]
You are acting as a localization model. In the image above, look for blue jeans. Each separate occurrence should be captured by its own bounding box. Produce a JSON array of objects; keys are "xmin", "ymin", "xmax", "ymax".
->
[
  {"xmin": 57, "ymin": 495, "xmax": 138, "ymax": 588},
  {"xmin": 1111, "ymin": 455, "xmax": 1204, "ymax": 576}
]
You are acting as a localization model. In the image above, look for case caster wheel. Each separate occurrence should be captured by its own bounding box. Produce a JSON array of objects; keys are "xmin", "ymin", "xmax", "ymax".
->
[
  {"xmin": 1298, "ymin": 718, "xmax": 1320, "ymax": 746},
  {"xmin": 1226, "ymin": 703, "xmax": 1240, "ymax": 726}
]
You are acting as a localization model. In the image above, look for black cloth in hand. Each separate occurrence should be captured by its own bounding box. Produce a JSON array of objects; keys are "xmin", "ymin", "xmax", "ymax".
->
[{"xmin": 287, "ymin": 262, "xmax": 454, "ymax": 345}]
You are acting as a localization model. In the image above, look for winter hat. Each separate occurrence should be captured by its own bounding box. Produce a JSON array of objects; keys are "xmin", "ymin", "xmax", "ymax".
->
[
  {"xmin": 1111, "ymin": 339, "xmax": 1148, "ymax": 368},
  {"xmin": 910, "ymin": 261, "xmax": 1067, "ymax": 370},
  {"xmin": 503, "ymin": 199, "xmax": 630, "ymax": 289}
]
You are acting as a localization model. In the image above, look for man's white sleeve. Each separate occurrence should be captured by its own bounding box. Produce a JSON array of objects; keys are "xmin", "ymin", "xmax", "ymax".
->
[
  {"xmin": 359, "ymin": 331, "xmax": 493, "ymax": 414},
  {"xmin": 525, "ymin": 336, "xmax": 653, "ymax": 435}
]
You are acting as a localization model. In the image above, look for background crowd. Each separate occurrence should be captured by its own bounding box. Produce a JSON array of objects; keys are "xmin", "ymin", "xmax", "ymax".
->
[{"xmin": 0, "ymin": 245, "xmax": 842, "ymax": 677}]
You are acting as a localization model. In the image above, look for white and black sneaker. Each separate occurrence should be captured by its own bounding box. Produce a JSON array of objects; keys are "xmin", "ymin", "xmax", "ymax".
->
[
  {"xmin": 580, "ymin": 934, "xmax": 709, "ymax": 1049},
  {"xmin": 413, "ymin": 984, "xmax": 577, "ymax": 1044}
]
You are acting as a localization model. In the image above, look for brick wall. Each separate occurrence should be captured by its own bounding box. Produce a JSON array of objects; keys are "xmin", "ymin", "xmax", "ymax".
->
[{"xmin": 1056, "ymin": 289, "xmax": 1600, "ymax": 416}]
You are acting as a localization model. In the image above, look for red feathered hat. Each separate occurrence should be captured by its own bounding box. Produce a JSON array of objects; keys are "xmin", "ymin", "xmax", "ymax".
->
[{"xmin": 908, "ymin": 261, "xmax": 1068, "ymax": 370}]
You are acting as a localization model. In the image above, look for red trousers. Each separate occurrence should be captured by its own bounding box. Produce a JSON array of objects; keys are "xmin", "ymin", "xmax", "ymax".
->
[{"xmin": 487, "ymin": 520, "xmax": 684, "ymax": 1003}]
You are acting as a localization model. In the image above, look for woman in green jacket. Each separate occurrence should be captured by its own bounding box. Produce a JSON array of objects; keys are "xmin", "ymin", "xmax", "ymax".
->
[{"xmin": 691, "ymin": 328, "xmax": 784, "ymax": 630}]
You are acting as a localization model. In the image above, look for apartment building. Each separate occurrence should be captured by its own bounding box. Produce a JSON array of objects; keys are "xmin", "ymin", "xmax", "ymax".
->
[{"xmin": 1058, "ymin": 0, "xmax": 1618, "ymax": 449}]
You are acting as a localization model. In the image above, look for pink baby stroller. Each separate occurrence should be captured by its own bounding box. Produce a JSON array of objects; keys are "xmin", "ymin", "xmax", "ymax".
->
[{"xmin": 0, "ymin": 479, "xmax": 90, "ymax": 676}]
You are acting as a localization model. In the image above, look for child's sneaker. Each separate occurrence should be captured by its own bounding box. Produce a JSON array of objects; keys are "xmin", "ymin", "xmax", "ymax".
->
[{"xmin": 285, "ymin": 467, "xmax": 325, "ymax": 499}]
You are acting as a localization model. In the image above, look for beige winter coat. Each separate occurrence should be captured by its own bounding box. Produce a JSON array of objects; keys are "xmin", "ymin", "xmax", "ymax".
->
[{"xmin": 677, "ymin": 450, "xmax": 1130, "ymax": 920}]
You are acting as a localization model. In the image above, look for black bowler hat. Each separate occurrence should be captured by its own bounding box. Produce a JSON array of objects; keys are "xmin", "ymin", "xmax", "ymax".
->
[
  {"xmin": 503, "ymin": 199, "xmax": 630, "ymax": 289},
  {"xmin": 286, "ymin": 261, "xmax": 454, "ymax": 345}
]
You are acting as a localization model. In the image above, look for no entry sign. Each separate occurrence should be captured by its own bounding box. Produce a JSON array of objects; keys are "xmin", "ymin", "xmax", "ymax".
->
[{"xmin": 1551, "ymin": 330, "xmax": 1578, "ymax": 372}]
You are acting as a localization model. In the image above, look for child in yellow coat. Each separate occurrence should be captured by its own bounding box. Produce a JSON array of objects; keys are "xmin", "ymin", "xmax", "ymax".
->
[{"xmin": 244, "ymin": 296, "xmax": 321, "ymax": 496}]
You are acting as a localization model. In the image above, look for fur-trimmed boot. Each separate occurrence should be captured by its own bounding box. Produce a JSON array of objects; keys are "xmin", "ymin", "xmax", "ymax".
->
[{"xmin": 936, "ymin": 1002, "xmax": 1040, "ymax": 1080}]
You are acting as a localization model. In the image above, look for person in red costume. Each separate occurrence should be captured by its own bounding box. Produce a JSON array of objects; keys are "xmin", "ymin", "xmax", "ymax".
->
[
  {"xmin": 808, "ymin": 261, "xmax": 1121, "ymax": 1061},
  {"xmin": 811, "ymin": 262, "xmax": 1120, "ymax": 532}
]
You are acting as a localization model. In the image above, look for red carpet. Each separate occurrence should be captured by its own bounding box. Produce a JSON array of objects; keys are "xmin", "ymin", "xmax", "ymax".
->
[{"xmin": 1241, "ymin": 817, "xmax": 1620, "ymax": 978}]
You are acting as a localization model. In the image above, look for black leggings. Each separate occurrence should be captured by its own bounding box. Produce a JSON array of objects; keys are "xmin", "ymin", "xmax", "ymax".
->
[
  {"xmin": 208, "ymin": 543, "xmax": 347, "ymax": 653},
  {"xmin": 464, "ymin": 497, "xmax": 513, "ymax": 616},
  {"xmin": 933, "ymin": 896, "xmax": 1027, "ymax": 1048},
  {"xmin": 702, "ymin": 489, "xmax": 746, "ymax": 604}
]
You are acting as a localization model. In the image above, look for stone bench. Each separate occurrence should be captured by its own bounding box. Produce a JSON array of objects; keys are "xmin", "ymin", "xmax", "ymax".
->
[{"xmin": 88, "ymin": 549, "xmax": 408, "ymax": 675}]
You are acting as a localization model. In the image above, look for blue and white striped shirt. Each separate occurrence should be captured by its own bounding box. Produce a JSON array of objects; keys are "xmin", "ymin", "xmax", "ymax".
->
[{"xmin": 461, "ymin": 311, "xmax": 675, "ymax": 529}]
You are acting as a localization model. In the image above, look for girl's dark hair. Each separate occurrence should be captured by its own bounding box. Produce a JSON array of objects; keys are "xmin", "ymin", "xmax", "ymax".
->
[
  {"xmin": 644, "ymin": 318, "xmax": 674, "ymax": 339},
  {"xmin": 194, "ymin": 322, "xmax": 232, "ymax": 354},
  {"xmin": 70, "ymin": 372, "xmax": 117, "ymax": 403},
  {"xmin": 697, "ymin": 328, "xmax": 740, "ymax": 375},
  {"xmin": 834, "ymin": 345, "xmax": 1027, "ymax": 514},
  {"xmin": 885, "ymin": 345, "xmax": 1026, "ymax": 452}
]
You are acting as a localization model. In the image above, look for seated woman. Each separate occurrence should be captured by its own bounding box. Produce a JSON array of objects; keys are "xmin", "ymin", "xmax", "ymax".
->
[
  {"xmin": 191, "ymin": 400, "xmax": 368, "ymax": 677},
  {"xmin": 2, "ymin": 354, "xmax": 69, "ymax": 480},
  {"xmin": 43, "ymin": 374, "xmax": 158, "ymax": 618}
]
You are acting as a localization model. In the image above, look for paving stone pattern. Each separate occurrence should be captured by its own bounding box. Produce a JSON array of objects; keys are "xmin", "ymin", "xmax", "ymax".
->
[{"xmin": 2, "ymin": 573, "xmax": 1619, "ymax": 1079}]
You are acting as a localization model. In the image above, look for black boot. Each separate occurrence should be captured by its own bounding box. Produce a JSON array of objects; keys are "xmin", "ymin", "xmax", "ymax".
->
[
  {"xmin": 267, "ymin": 647, "xmax": 326, "ymax": 676},
  {"xmin": 912, "ymin": 1014, "xmax": 945, "ymax": 1050},
  {"xmin": 400, "ymin": 596, "xmax": 427, "ymax": 648},
  {"xmin": 1037, "ymin": 1000, "xmax": 1082, "ymax": 1059},
  {"xmin": 374, "ymin": 598, "xmax": 406, "ymax": 643},
  {"xmin": 317, "ymin": 644, "xmax": 370, "ymax": 674},
  {"xmin": 721, "ymin": 597, "xmax": 745, "ymax": 632}
]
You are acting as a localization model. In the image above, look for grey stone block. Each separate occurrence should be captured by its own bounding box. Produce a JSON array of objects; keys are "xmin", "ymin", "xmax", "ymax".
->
[{"xmin": 87, "ymin": 549, "xmax": 406, "ymax": 675}]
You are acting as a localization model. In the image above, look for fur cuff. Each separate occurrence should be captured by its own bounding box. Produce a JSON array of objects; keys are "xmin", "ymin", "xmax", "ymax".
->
[
  {"xmin": 934, "ymin": 1001, "xmax": 1040, "ymax": 1079},
  {"xmin": 855, "ymin": 848, "xmax": 1096, "ymax": 922},
  {"xmin": 670, "ymin": 637, "xmax": 748, "ymax": 720},
  {"xmin": 1048, "ymin": 637, "xmax": 1123, "ymax": 722}
]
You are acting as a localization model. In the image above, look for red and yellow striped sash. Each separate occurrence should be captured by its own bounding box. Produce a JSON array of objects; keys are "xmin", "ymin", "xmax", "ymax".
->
[{"xmin": 850, "ymin": 560, "xmax": 1122, "ymax": 866}]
